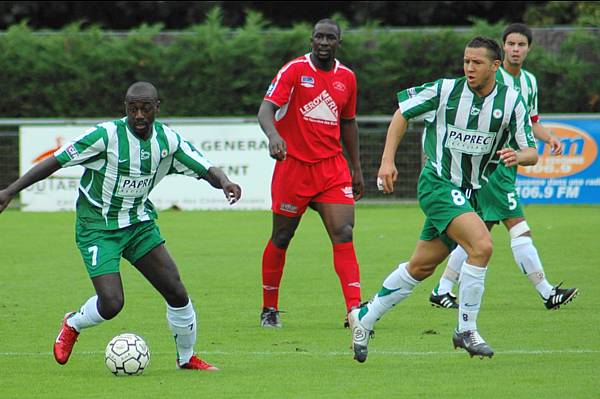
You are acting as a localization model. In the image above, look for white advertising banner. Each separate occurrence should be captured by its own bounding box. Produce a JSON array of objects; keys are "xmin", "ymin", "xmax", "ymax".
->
[{"xmin": 19, "ymin": 122, "xmax": 274, "ymax": 211}]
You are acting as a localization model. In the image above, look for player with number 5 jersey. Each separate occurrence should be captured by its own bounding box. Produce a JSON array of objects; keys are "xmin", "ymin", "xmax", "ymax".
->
[
  {"xmin": 0, "ymin": 82, "xmax": 242, "ymax": 371},
  {"xmin": 347, "ymin": 37, "xmax": 538, "ymax": 363}
]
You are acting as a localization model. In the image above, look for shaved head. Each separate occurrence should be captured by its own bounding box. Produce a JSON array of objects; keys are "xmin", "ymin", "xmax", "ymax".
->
[
  {"xmin": 314, "ymin": 18, "xmax": 341, "ymax": 39},
  {"xmin": 126, "ymin": 81, "xmax": 158, "ymax": 102}
]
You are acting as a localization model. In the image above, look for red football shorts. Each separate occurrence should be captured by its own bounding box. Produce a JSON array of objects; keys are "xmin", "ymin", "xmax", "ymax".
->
[{"xmin": 271, "ymin": 153, "xmax": 354, "ymax": 216}]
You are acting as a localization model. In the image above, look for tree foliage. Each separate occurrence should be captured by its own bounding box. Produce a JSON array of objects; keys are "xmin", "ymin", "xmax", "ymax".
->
[{"xmin": 0, "ymin": 15, "xmax": 597, "ymax": 118}]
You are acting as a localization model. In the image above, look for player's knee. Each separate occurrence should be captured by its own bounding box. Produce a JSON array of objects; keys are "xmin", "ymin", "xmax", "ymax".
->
[
  {"xmin": 330, "ymin": 223, "xmax": 354, "ymax": 243},
  {"xmin": 407, "ymin": 261, "xmax": 436, "ymax": 280},
  {"xmin": 509, "ymin": 221, "xmax": 531, "ymax": 239},
  {"xmin": 471, "ymin": 238, "xmax": 493, "ymax": 264},
  {"xmin": 97, "ymin": 295, "xmax": 124, "ymax": 320},
  {"xmin": 271, "ymin": 229, "xmax": 295, "ymax": 248},
  {"xmin": 165, "ymin": 284, "xmax": 189, "ymax": 308}
]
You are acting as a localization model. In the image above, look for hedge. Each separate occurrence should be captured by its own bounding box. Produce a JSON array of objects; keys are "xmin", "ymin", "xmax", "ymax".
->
[{"xmin": 0, "ymin": 11, "xmax": 598, "ymax": 117}]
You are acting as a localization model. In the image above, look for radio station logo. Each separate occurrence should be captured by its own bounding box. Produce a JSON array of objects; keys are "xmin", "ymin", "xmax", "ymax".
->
[{"xmin": 518, "ymin": 123, "xmax": 598, "ymax": 178}]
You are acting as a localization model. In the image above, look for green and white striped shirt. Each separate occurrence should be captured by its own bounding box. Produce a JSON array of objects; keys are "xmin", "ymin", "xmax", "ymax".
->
[
  {"xmin": 496, "ymin": 66, "xmax": 538, "ymax": 121},
  {"xmin": 54, "ymin": 118, "xmax": 212, "ymax": 230},
  {"xmin": 398, "ymin": 77, "xmax": 536, "ymax": 189}
]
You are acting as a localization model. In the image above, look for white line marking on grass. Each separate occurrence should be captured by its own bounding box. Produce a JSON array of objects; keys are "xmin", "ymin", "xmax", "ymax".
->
[{"xmin": 1, "ymin": 349, "xmax": 599, "ymax": 357}]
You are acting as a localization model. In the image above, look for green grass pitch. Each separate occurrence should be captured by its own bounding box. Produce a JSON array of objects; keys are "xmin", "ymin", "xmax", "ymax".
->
[{"xmin": 0, "ymin": 204, "xmax": 598, "ymax": 398}]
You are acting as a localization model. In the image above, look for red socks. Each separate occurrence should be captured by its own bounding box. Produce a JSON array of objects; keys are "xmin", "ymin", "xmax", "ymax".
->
[
  {"xmin": 262, "ymin": 240, "xmax": 286, "ymax": 310},
  {"xmin": 333, "ymin": 242, "xmax": 361, "ymax": 311},
  {"xmin": 261, "ymin": 240, "xmax": 361, "ymax": 312}
]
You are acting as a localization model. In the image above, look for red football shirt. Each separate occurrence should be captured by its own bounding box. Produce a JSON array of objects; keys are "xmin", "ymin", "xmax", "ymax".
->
[{"xmin": 264, "ymin": 54, "xmax": 357, "ymax": 163}]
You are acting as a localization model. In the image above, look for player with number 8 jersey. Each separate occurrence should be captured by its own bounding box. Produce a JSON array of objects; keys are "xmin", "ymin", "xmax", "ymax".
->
[
  {"xmin": 431, "ymin": 23, "xmax": 578, "ymax": 312},
  {"xmin": 347, "ymin": 37, "xmax": 538, "ymax": 363}
]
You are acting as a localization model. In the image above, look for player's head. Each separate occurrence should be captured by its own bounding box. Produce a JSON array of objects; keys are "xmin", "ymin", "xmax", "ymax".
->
[
  {"xmin": 125, "ymin": 82, "xmax": 160, "ymax": 137},
  {"xmin": 464, "ymin": 36, "xmax": 502, "ymax": 93},
  {"xmin": 311, "ymin": 19, "xmax": 342, "ymax": 65},
  {"xmin": 502, "ymin": 23, "xmax": 533, "ymax": 67}
]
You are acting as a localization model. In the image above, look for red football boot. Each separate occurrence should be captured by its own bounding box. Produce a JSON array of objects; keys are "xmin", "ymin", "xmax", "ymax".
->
[
  {"xmin": 53, "ymin": 312, "xmax": 79, "ymax": 365},
  {"xmin": 177, "ymin": 354, "xmax": 219, "ymax": 371}
]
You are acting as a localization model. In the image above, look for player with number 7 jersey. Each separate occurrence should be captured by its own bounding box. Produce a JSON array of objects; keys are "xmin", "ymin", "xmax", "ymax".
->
[
  {"xmin": 0, "ymin": 82, "xmax": 241, "ymax": 371},
  {"xmin": 54, "ymin": 117, "xmax": 213, "ymax": 229}
]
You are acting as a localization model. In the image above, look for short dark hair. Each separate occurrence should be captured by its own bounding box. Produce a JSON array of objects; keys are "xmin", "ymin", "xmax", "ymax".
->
[
  {"xmin": 466, "ymin": 36, "xmax": 502, "ymax": 62},
  {"xmin": 502, "ymin": 23, "xmax": 533, "ymax": 45},
  {"xmin": 126, "ymin": 81, "xmax": 158, "ymax": 102},
  {"xmin": 314, "ymin": 18, "xmax": 342, "ymax": 39}
]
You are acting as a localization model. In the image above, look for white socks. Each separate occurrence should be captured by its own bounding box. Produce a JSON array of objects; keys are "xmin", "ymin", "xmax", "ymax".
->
[
  {"xmin": 360, "ymin": 262, "xmax": 419, "ymax": 330},
  {"xmin": 64, "ymin": 295, "xmax": 200, "ymax": 364},
  {"xmin": 511, "ymin": 236, "xmax": 554, "ymax": 299},
  {"xmin": 167, "ymin": 299, "xmax": 197, "ymax": 364},
  {"xmin": 66, "ymin": 296, "xmax": 105, "ymax": 332},
  {"xmin": 436, "ymin": 246, "xmax": 467, "ymax": 295},
  {"xmin": 437, "ymin": 236, "xmax": 554, "ymax": 299},
  {"xmin": 458, "ymin": 263, "xmax": 487, "ymax": 332}
]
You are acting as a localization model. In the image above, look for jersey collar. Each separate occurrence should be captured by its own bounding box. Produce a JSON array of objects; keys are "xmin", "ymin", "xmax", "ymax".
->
[
  {"xmin": 123, "ymin": 117, "xmax": 155, "ymax": 141},
  {"xmin": 305, "ymin": 53, "xmax": 340, "ymax": 74},
  {"xmin": 500, "ymin": 64, "xmax": 522, "ymax": 79}
]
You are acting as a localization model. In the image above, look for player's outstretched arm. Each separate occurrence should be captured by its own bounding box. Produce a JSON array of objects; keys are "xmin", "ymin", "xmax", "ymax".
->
[
  {"xmin": 257, "ymin": 100, "xmax": 287, "ymax": 161},
  {"xmin": 0, "ymin": 156, "xmax": 61, "ymax": 213},
  {"xmin": 202, "ymin": 167, "xmax": 242, "ymax": 205},
  {"xmin": 340, "ymin": 118, "xmax": 364, "ymax": 200},
  {"xmin": 377, "ymin": 109, "xmax": 408, "ymax": 193}
]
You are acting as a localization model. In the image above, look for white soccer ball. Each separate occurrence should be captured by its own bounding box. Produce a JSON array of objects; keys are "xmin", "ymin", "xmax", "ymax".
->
[{"xmin": 105, "ymin": 333, "xmax": 150, "ymax": 376}]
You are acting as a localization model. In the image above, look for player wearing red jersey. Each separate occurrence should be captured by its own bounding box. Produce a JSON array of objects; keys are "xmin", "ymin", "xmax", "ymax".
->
[{"xmin": 257, "ymin": 19, "xmax": 364, "ymax": 328}]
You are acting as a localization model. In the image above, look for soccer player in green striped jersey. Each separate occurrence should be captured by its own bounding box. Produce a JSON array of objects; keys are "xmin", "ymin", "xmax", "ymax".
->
[
  {"xmin": 348, "ymin": 37, "xmax": 539, "ymax": 362},
  {"xmin": 431, "ymin": 23, "xmax": 578, "ymax": 311},
  {"xmin": 0, "ymin": 82, "xmax": 241, "ymax": 371}
]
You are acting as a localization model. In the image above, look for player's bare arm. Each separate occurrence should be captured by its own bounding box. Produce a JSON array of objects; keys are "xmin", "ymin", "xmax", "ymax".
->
[
  {"xmin": 497, "ymin": 146, "xmax": 538, "ymax": 167},
  {"xmin": 202, "ymin": 167, "xmax": 242, "ymax": 205},
  {"xmin": 340, "ymin": 118, "xmax": 364, "ymax": 200},
  {"xmin": 377, "ymin": 109, "xmax": 408, "ymax": 193},
  {"xmin": 258, "ymin": 100, "xmax": 287, "ymax": 161},
  {"xmin": 0, "ymin": 156, "xmax": 61, "ymax": 213},
  {"xmin": 532, "ymin": 122, "xmax": 563, "ymax": 155}
]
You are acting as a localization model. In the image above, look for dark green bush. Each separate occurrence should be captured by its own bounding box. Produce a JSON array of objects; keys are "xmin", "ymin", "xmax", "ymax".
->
[{"xmin": 0, "ymin": 16, "xmax": 597, "ymax": 117}]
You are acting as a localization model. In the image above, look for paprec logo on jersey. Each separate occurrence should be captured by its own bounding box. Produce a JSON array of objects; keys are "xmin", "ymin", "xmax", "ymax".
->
[{"xmin": 518, "ymin": 123, "xmax": 598, "ymax": 178}]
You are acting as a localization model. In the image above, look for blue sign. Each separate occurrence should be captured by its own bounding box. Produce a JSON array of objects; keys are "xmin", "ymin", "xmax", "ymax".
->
[{"xmin": 516, "ymin": 117, "xmax": 600, "ymax": 204}]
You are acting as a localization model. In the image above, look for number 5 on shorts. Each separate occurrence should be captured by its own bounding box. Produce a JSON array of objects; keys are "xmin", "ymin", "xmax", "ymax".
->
[
  {"xmin": 88, "ymin": 245, "xmax": 98, "ymax": 266},
  {"xmin": 507, "ymin": 192, "xmax": 517, "ymax": 210}
]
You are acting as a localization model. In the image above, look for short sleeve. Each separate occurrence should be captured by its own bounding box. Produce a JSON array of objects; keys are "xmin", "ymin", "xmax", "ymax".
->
[
  {"xmin": 53, "ymin": 126, "xmax": 107, "ymax": 167},
  {"xmin": 264, "ymin": 61, "xmax": 297, "ymax": 107},
  {"xmin": 530, "ymin": 74, "xmax": 539, "ymax": 123},
  {"xmin": 340, "ymin": 71, "xmax": 357, "ymax": 120},
  {"xmin": 397, "ymin": 80, "xmax": 440, "ymax": 120},
  {"xmin": 170, "ymin": 138, "xmax": 213, "ymax": 179},
  {"xmin": 510, "ymin": 95, "xmax": 536, "ymax": 150}
]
